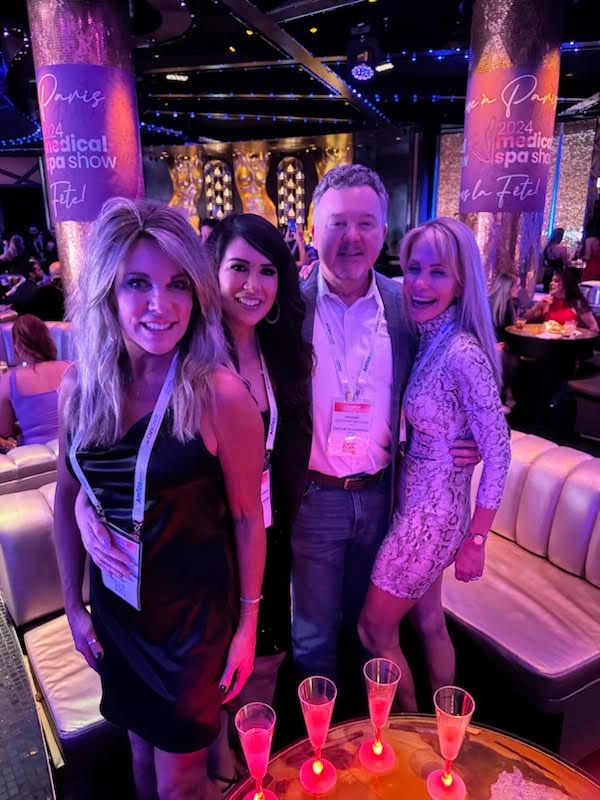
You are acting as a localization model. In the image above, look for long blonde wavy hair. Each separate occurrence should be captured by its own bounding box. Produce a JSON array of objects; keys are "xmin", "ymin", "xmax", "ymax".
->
[
  {"xmin": 65, "ymin": 197, "xmax": 228, "ymax": 447},
  {"xmin": 400, "ymin": 216, "xmax": 502, "ymax": 388}
]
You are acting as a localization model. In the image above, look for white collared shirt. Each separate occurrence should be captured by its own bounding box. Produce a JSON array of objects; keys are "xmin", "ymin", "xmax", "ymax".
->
[{"xmin": 309, "ymin": 270, "xmax": 393, "ymax": 477}]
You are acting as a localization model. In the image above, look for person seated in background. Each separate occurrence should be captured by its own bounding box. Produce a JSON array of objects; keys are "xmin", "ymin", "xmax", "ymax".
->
[
  {"xmin": 541, "ymin": 227, "xmax": 570, "ymax": 292},
  {"xmin": 200, "ymin": 217, "xmax": 218, "ymax": 243},
  {"xmin": 488, "ymin": 271, "xmax": 521, "ymax": 413},
  {"xmin": 581, "ymin": 221, "xmax": 600, "ymax": 282},
  {"xmin": 28, "ymin": 261, "xmax": 65, "ymax": 321},
  {"xmin": 526, "ymin": 268, "xmax": 598, "ymax": 332},
  {"xmin": 48, "ymin": 260, "xmax": 62, "ymax": 287},
  {"xmin": 0, "ymin": 314, "xmax": 70, "ymax": 446},
  {"xmin": 4, "ymin": 261, "xmax": 40, "ymax": 314},
  {"xmin": 489, "ymin": 271, "xmax": 520, "ymax": 340},
  {"xmin": 0, "ymin": 234, "xmax": 29, "ymax": 275},
  {"xmin": 29, "ymin": 258, "xmax": 49, "ymax": 285},
  {"xmin": 26, "ymin": 224, "xmax": 46, "ymax": 261}
]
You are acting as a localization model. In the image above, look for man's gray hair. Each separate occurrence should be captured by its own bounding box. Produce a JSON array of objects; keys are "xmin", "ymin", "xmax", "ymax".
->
[{"xmin": 312, "ymin": 164, "xmax": 388, "ymax": 220}]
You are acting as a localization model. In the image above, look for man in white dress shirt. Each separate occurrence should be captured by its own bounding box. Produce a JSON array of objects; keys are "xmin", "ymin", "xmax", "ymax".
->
[
  {"xmin": 293, "ymin": 165, "xmax": 477, "ymax": 680},
  {"xmin": 293, "ymin": 165, "xmax": 414, "ymax": 680}
]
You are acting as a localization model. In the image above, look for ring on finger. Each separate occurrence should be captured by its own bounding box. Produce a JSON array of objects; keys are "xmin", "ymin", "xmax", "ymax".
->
[{"xmin": 87, "ymin": 637, "xmax": 97, "ymax": 645}]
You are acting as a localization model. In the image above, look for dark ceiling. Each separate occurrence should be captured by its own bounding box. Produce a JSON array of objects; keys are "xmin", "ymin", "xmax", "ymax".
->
[{"xmin": 2, "ymin": 0, "xmax": 600, "ymax": 148}]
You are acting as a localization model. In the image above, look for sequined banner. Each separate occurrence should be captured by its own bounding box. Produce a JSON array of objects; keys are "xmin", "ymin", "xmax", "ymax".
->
[{"xmin": 26, "ymin": 0, "xmax": 143, "ymax": 286}]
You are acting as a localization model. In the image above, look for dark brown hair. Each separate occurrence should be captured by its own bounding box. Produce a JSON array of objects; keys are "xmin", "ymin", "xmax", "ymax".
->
[{"xmin": 12, "ymin": 314, "xmax": 57, "ymax": 363}]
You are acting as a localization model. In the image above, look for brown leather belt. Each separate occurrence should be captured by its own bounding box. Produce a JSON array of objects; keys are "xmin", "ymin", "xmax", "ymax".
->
[{"xmin": 306, "ymin": 469, "xmax": 384, "ymax": 491}]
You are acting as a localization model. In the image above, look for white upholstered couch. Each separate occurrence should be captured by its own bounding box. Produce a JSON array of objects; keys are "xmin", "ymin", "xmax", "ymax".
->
[{"xmin": 443, "ymin": 431, "xmax": 600, "ymax": 762}]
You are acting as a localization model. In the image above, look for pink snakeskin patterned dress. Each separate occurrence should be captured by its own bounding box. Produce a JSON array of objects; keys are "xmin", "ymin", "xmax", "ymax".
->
[{"xmin": 371, "ymin": 305, "xmax": 511, "ymax": 599}]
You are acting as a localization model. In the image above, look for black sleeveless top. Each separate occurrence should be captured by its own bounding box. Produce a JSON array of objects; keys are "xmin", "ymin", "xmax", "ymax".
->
[{"xmin": 69, "ymin": 415, "xmax": 236, "ymax": 753}]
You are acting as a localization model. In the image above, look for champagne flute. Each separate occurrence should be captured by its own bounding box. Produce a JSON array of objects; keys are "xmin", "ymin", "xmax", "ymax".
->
[
  {"xmin": 235, "ymin": 702, "xmax": 278, "ymax": 800},
  {"xmin": 359, "ymin": 658, "xmax": 401, "ymax": 773},
  {"xmin": 426, "ymin": 686, "xmax": 475, "ymax": 800},
  {"xmin": 298, "ymin": 676, "xmax": 337, "ymax": 794}
]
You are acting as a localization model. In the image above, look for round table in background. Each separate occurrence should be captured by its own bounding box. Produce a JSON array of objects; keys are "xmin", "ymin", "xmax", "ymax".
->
[
  {"xmin": 227, "ymin": 715, "xmax": 600, "ymax": 800},
  {"xmin": 504, "ymin": 324, "xmax": 598, "ymax": 361}
]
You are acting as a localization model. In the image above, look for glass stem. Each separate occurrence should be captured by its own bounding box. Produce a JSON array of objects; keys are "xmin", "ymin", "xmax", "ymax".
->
[
  {"xmin": 255, "ymin": 777, "xmax": 264, "ymax": 800},
  {"xmin": 444, "ymin": 759, "xmax": 453, "ymax": 777}
]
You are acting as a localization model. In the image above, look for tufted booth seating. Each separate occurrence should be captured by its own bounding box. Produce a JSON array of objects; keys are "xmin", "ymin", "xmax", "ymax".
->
[
  {"xmin": 443, "ymin": 431, "xmax": 600, "ymax": 763},
  {"xmin": 0, "ymin": 440, "xmax": 59, "ymax": 496},
  {"xmin": 0, "ymin": 320, "xmax": 73, "ymax": 365},
  {"xmin": 0, "ymin": 482, "xmax": 124, "ymax": 769}
]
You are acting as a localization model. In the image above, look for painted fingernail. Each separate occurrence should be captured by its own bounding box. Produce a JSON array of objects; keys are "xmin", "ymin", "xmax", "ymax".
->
[{"xmin": 219, "ymin": 684, "xmax": 226, "ymax": 693}]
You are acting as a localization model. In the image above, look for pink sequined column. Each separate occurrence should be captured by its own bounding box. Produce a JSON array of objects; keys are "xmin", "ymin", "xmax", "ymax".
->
[
  {"xmin": 459, "ymin": 0, "xmax": 564, "ymax": 297},
  {"xmin": 26, "ymin": 0, "xmax": 144, "ymax": 288}
]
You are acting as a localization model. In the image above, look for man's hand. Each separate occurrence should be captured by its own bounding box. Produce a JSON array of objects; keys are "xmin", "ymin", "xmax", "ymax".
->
[{"xmin": 450, "ymin": 438, "xmax": 481, "ymax": 467}]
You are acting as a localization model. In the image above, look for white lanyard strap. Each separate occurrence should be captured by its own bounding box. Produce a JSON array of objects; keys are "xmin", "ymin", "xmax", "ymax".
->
[
  {"xmin": 259, "ymin": 348, "xmax": 278, "ymax": 459},
  {"xmin": 69, "ymin": 352, "xmax": 179, "ymax": 539},
  {"xmin": 317, "ymin": 297, "xmax": 383, "ymax": 402}
]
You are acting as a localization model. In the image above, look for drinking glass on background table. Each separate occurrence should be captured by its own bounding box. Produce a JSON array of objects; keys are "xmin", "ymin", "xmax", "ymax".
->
[
  {"xmin": 235, "ymin": 702, "xmax": 278, "ymax": 800},
  {"xmin": 515, "ymin": 308, "xmax": 526, "ymax": 329},
  {"xmin": 426, "ymin": 685, "xmax": 475, "ymax": 800},
  {"xmin": 563, "ymin": 319, "xmax": 577, "ymax": 337},
  {"xmin": 298, "ymin": 676, "xmax": 337, "ymax": 794},
  {"xmin": 359, "ymin": 658, "xmax": 401, "ymax": 773}
]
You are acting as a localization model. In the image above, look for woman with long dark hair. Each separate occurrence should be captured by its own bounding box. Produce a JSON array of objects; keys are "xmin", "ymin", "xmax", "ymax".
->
[
  {"xmin": 526, "ymin": 268, "xmax": 598, "ymax": 332},
  {"xmin": 204, "ymin": 215, "xmax": 312, "ymax": 785}
]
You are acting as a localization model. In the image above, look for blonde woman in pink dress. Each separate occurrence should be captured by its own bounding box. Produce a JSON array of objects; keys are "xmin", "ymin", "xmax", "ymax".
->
[{"xmin": 358, "ymin": 217, "xmax": 510, "ymax": 711}]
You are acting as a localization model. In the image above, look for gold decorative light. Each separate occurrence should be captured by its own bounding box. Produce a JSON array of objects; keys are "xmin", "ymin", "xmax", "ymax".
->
[
  {"xmin": 203, "ymin": 159, "xmax": 233, "ymax": 219},
  {"xmin": 277, "ymin": 156, "xmax": 305, "ymax": 226}
]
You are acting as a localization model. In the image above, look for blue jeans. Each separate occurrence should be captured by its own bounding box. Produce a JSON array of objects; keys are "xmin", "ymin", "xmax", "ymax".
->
[{"xmin": 291, "ymin": 476, "xmax": 391, "ymax": 680}]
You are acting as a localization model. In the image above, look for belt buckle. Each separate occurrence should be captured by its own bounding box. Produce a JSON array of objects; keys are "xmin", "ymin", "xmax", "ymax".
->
[{"xmin": 343, "ymin": 476, "xmax": 359, "ymax": 490}]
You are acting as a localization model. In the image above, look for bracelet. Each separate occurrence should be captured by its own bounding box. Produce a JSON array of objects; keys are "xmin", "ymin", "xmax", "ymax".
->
[{"xmin": 240, "ymin": 595, "xmax": 263, "ymax": 605}]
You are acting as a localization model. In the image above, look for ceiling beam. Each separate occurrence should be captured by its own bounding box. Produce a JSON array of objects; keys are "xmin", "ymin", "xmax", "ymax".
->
[
  {"xmin": 267, "ymin": 0, "xmax": 364, "ymax": 24},
  {"xmin": 148, "ymin": 92, "xmax": 347, "ymax": 100},
  {"xmin": 217, "ymin": 0, "xmax": 388, "ymax": 124}
]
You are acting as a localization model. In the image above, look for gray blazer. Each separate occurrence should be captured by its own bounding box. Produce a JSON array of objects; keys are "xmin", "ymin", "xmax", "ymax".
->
[{"xmin": 300, "ymin": 269, "xmax": 416, "ymax": 517}]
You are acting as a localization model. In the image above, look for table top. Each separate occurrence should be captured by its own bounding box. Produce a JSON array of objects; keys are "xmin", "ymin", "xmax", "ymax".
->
[
  {"xmin": 505, "ymin": 323, "xmax": 598, "ymax": 341},
  {"xmin": 228, "ymin": 715, "xmax": 600, "ymax": 800}
]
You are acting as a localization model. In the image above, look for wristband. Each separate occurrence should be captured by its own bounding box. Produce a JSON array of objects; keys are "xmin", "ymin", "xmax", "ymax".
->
[{"xmin": 240, "ymin": 595, "xmax": 263, "ymax": 605}]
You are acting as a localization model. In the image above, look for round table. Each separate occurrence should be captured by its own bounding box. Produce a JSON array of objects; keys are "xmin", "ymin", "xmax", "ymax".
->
[
  {"xmin": 504, "ymin": 324, "xmax": 598, "ymax": 361},
  {"xmin": 227, "ymin": 715, "xmax": 600, "ymax": 799}
]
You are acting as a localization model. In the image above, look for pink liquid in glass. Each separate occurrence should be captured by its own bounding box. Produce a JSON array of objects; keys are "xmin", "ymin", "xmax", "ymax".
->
[
  {"xmin": 369, "ymin": 696, "xmax": 392, "ymax": 729},
  {"xmin": 241, "ymin": 727, "xmax": 271, "ymax": 779},
  {"xmin": 304, "ymin": 703, "xmax": 333, "ymax": 749},
  {"xmin": 439, "ymin": 725, "xmax": 463, "ymax": 760}
]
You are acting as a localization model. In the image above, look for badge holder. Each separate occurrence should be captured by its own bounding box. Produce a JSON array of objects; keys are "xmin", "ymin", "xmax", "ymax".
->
[
  {"xmin": 100, "ymin": 518, "xmax": 143, "ymax": 611},
  {"xmin": 327, "ymin": 398, "xmax": 373, "ymax": 458}
]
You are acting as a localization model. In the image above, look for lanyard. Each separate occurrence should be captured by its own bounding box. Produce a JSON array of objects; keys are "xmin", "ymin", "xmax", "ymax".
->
[
  {"xmin": 317, "ymin": 296, "xmax": 383, "ymax": 402},
  {"xmin": 259, "ymin": 348, "xmax": 278, "ymax": 464},
  {"xmin": 400, "ymin": 320, "xmax": 456, "ymax": 445},
  {"xmin": 69, "ymin": 352, "xmax": 179, "ymax": 540}
]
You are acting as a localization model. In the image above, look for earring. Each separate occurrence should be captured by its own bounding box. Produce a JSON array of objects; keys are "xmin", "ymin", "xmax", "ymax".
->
[{"xmin": 265, "ymin": 299, "xmax": 280, "ymax": 325}]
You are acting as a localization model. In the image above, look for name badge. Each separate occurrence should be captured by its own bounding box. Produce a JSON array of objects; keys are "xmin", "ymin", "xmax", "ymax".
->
[
  {"xmin": 261, "ymin": 469, "xmax": 272, "ymax": 529},
  {"xmin": 327, "ymin": 399, "xmax": 373, "ymax": 458},
  {"xmin": 100, "ymin": 523, "xmax": 142, "ymax": 611}
]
